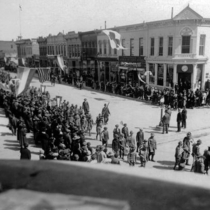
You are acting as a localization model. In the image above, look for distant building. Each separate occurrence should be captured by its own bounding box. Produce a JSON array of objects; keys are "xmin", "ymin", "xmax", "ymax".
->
[
  {"xmin": 0, "ymin": 40, "xmax": 17, "ymax": 66},
  {"xmin": 16, "ymin": 39, "xmax": 40, "ymax": 66}
]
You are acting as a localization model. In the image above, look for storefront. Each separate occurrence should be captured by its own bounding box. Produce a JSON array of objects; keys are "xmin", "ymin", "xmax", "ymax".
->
[
  {"xmin": 97, "ymin": 57, "xmax": 118, "ymax": 85},
  {"xmin": 119, "ymin": 56, "xmax": 146, "ymax": 86}
]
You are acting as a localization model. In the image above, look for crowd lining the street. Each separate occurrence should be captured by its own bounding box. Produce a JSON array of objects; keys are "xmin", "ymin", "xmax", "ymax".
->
[{"xmin": 0, "ymin": 70, "xmax": 210, "ymax": 174}]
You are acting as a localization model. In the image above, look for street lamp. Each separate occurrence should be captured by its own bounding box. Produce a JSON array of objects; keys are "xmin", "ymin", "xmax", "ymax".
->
[{"xmin": 56, "ymin": 96, "xmax": 62, "ymax": 107}]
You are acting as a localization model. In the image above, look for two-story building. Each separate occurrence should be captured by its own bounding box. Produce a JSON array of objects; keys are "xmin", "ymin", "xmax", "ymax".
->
[
  {"xmin": 78, "ymin": 30, "xmax": 100, "ymax": 87},
  {"xmin": 98, "ymin": 6, "xmax": 210, "ymax": 91},
  {"xmin": 37, "ymin": 37, "xmax": 48, "ymax": 67},
  {"xmin": 65, "ymin": 31, "xmax": 81, "ymax": 75},
  {"xmin": 46, "ymin": 33, "xmax": 67, "ymax": 68}
]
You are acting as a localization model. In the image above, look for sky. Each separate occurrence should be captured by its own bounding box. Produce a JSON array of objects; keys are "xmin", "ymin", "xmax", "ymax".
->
[{"xmin": 0, "ymin": 0, "xmax": 210, "ymax": 41}]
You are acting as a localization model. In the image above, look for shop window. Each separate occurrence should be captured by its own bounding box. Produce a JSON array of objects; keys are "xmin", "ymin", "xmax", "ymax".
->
[
  {"xmin": 159, "ymin": 37, "xmax": 163, "ymax": 56},
  {"xmin": 139, "ymin": 38, "xmax": 143, "ymax": 56},
  {"xmin": 168, "ymin": 37, "xmax": 173, "ymax": 56},
  {"xmin": 150, "ymin": 38, "xmax": 155, "ymax": 56},
  {"xmin": 199, "ymin": 35, "xmax": 205, "ymax": 55},
  {"xmin": 182, "ymin": 36, "xmax": 190, "ymax": 53},
  {"xmin": 122, "ymin": 39, "xmax": 125, "ymax": 56},
  {"xmin": 11, "ymin": 45, "xmax": 13, "ymax": 49},
  {"xmin": 130, "ymin": 38, "xmax": 134, "ymax": 56},
  {"xmin": 149, "ymin": 63, "xmax": 155, "ymax": 84},
  {"xmin": 157, "ymin": 64, "xmax": 164, "ymax": 86},
  {"xmin": 166, "ymin": 64, "xmax": 173, "ymax": 87}
]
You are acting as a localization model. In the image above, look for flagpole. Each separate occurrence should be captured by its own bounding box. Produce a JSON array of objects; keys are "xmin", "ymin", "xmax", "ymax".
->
[{"xmin": 19, "ymin": 5, "xmax": 22, "ymax": 39}]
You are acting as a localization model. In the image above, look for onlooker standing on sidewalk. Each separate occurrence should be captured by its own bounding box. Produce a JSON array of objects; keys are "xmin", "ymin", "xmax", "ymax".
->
[
  {"xmin": 177, "ymin": 108, "xmax": 182, "ymax": 132},
  {"xmin": 136, "ymin": 128, "xmax": 144, "ymax": 152},
  {"xmin": 162, "ymin": 110, "xmax": 170, "ymax": 134},
  {"xmin": 182, "ymin": 107, "xmax": 187, "ymax": 129},
  {"xmin": 148, "ymin": 133, "xmax": 157, "ymax": 162}
]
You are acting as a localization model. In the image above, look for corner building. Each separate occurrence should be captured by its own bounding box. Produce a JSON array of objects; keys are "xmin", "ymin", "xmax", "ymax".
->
[{"xmin": 99, "ymin": 6, "xmax": 210, "ymax": 91}]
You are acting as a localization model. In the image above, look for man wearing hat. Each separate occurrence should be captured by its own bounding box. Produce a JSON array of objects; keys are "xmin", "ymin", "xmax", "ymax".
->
[
  {"xmin": 148, "ymin": 133, "xmax": 157, "ymax": 162},
  {"xmin": 162, "ymin": 110, "xmax": 170, "ymax": 134},
  {"xmin": 139, "ymin": 139, "xmax": 148, "ymax": 167},
  {"xmin": 20, "ymin": 143, "xmax": 31, "ymax": 160},
  {"xmin": 122, "ymin": 123, "xmax": 129, "ymax": 139},
  {"xmin": 113, "ymin": 124, "xmax": 121, "ymax": 138},
  {"xmin": 183, "ymin": 132, "xmax": 193, "ymax": 165},
  {"xmin": 203, "ymin": 146, "xmax": 210, "ymax": 174},
  {"xmin": 101, "ymin": 127, "xmax": 109, "ymax": 147},
  {"xmin": 112, "ymin": 134, "xmax": 120, "ymax": 155},
  {"xmin": 102, "ymin": 103, "xmax": 110, "ymax": 124},
  {"xmin": 176, "ymin": 108, "xmax": 182, "ymax": 132},
  {"xmin": 191, "ymin": 139, "xmax": 202, "ymax": 172},
  {"xmin": 82, "ymin": 99, "xmax": 90, "ymax": 115},
  {"xmin": 173, "ymin": 141, "xmax": 183, "ymax": 170},
  {"xmin": 136, "ymin": 128, "xmax": 144, "ymax": 152}
]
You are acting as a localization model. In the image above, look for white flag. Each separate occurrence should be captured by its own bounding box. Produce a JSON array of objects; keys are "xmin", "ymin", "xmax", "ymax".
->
[{"xmin": 103, "ymin": 30, "xmax": 126, "ymax": 50}]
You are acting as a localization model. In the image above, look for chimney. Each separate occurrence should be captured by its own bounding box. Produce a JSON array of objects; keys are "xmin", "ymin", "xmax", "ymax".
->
[
  {"xmin": 105, "ymin": 21, "xmax": 106, "ymax": 29},
  {"xmin": 171, "ymin": 7, "xmax": 173, "ymax": 19}
]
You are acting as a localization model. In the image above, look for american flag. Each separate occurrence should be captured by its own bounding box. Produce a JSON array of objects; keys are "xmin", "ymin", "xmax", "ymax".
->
[{"xmin": 37, "ymin": 68, "xmax": 51, "ymax": 83}]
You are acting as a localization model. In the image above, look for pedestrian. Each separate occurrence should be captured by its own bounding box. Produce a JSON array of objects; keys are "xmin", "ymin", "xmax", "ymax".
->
[
  {"xmin": 112, "ymin": 134, "xmax": 120, "ymax": 155},
  {"xmin": 126, "ymin": 131, "xmax": 136, "ymax": 149},
  {"xmin": 173, "ymin": 141, "xmax": 183, "ymax": 170},
  {"xmin": 101, "ymin": 127, "xmax": 109, "ymax": 147},
  {"xmin": 148, "ymin": 133, "xmax": 157, "ymax": 162},
  {"xmin": 20, "ymin": 143, "xmax": 31, "ymax": 160},
  {"xmin": 97, "ymin": 145, "xmax": 106, "ymax": 163},
  {"xmin": 82, "ymin": 98, "xmax": 90, "ymax": 115},
  {"xmin": 102, "ymin": 104, "xmax": 110, "ymax": 124},
  {"xmin": 183, "ymin": 132, "xmax": 193, "ymax": 166},
  {"xmin": 191, "ymin": 139, "xmax": 202, "ymax": 172},
  {"xmin": 113, "ymin": 124, "xmax": 121, "ymax": 138},
  {"xmin": 136, "ymin": 128, "xmax": 144, "ymax": 152},
  {"xmin": 127, "ymin": 146, "xmax": 137, "ymax": 166},
  {"xmin": 181, "ymin": 107, "xmax": 187, "ymax": 129},
  {"xmin": 139, "ymin": 140, "xmax": 148, "ymax": 167},
  {"xmin": 162, "ymin": 110, "xmax": 170, "ymax": 134},
  {"xmin": 177, "ymin": 108, "xmax": 182, "ymax": 132},
  {"xmin": 119, "ymin": 133, "xmax": 126, "ymax": 160},
  {"xmin": 122, "ymin": 123, "xmax": 129, "ymax": 139},
  {"xmin": 203, "ymin": 146, "xmax": 210, "ymax": 174}
]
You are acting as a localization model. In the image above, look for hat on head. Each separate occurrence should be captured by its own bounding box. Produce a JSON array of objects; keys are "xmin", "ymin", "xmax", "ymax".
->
[
  {"xmin": 59, "ymin": 143, "xmax": 66, "ymax": 149},
  {"xmin": 197, "ymin": 139, "xmax": 202, "ymax": 144},
  {"xmin": 151, "ymin": 133, "xmax": 154, "ymax": 137},
  {"xmin": 178, "ymin": 141, "xmax": 183, "ymax": 145},
  {"xmin": 107, "ymin": 151, "xmax": 114, "ymax": 158}
]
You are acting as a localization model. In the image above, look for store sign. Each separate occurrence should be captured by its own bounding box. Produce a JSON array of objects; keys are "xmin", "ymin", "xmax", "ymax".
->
[{"xmin": 119, "ymin": 56, "xmax": 146, "ymax": 68}]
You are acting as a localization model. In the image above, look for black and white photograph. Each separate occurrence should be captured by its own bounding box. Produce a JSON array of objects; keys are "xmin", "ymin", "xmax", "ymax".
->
[{"xmin": 0, "ymin": 0, "xmax": 210, "ymax": 209}]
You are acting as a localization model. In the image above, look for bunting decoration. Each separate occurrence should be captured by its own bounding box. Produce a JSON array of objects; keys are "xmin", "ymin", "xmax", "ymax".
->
[{"xmin": 16, "ymin": 67, "xmax": 36, "ymax": 96}]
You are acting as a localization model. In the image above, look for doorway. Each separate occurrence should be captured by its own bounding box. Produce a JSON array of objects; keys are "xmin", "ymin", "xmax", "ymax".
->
[{"xmin": 178, "ymin": 73, "xmax": 191, "ymax": 91}]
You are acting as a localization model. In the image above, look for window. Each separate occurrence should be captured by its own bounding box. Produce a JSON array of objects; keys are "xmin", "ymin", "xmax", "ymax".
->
[
  {"xmin": 182, "ymin": 36, "xmax": 190, "ymax": 53},
  {"xmin": 157, "ymin": 64, "xmax": 164, "ymax": 86},
  {"xmin": 166, "ymin": 64, "xmax": 173, "ymax": 87},
  {"xmin": 168, "ymin": 37, "xmax": 173, "ymax": 56},
  {"xmin": 199, "ymin": 35, "xmax": 205, "ymax": 55},
  {"xmin": 149, "ymin": 64, "xmax": 155, "ymax": 84},
  {"xmin": 139, "ymin": 38, "xmax": 143, "ymax": 56},
  {"xmin": 114, "ymin": 48, "xmax": 117, "ymax": 55},
  {"xmin": 68, "ymin": 45, "xmax": 71, "ymax": 57},
  {"xmin": 104, "ymin": 41, "xmax": 107, "ymax": 55},
  {"xmin": 77, "ymin": 45, "xmax": 80, "ymax": 57},
  {"xmin": 150, "ymin": 38, "xmax": 155, "ymax": 56},
  {"xmin": 99, "ymin": 41, "xmax": 102, "ymax": 54},
  {"xmin": 64, "ymin": 45, "xmax": 66, "ymax": 56},
  {"xmin": 11, "ymin": 45, "xmax": 13, "ymax": 49},
  {"xmin": 159, "ymin": 37, "xmax": 163, "ymax": 56},
  {"xmin": 122, "ymin": 39, "xmax": 125, "ymax": 56},
  {"xmin": 109, "ymin": 42, "xmax": 112, "ymax": 55},
  {"xmin": 130, "ymin": 38, "xmax": 134, "ymax": 56}
]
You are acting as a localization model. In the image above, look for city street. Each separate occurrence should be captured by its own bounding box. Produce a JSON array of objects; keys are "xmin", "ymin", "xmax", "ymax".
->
[{"xmin": 1, "ymin": 77, "xmax": 210, "ymax": 172}]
